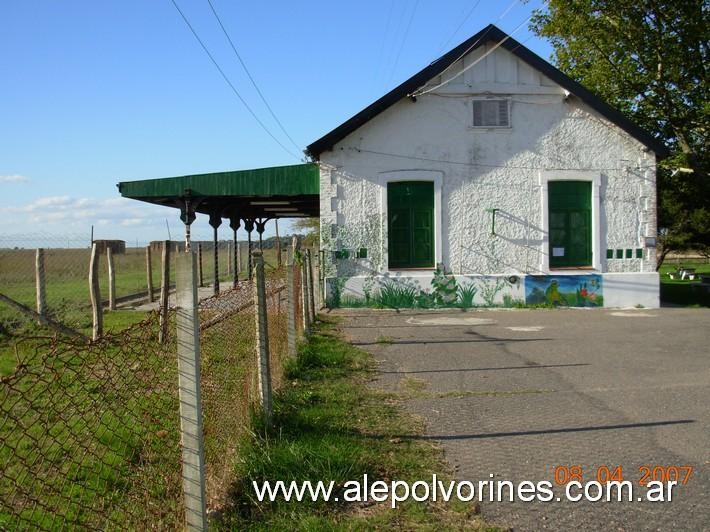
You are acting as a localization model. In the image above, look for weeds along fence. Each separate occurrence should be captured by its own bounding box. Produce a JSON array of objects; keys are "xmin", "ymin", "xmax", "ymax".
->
[{"xmin": 0, "ymin": 244, "xmax": 315, "ymax": 530}]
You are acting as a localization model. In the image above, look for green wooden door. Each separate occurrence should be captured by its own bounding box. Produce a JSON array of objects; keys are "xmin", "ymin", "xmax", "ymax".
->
[
  {"xmin": 387, "ymin": 181, "xmax": 434, "ymax": 268},
  {"xmin": 548, "ymin": 181, "xmax": 592, "ymax": 267}
]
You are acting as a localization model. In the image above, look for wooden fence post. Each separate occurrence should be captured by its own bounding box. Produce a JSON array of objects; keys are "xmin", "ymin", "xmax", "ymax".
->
[
  {"xmin": 253, "ymin": 251, "xmax": 273, "ymax": 421},
  {"xmin": 35, "ymin": 248, "xmax": 46, "ymax": 324},
  {"xmin": 286, "ymin": 249, "xmax": 296, "ymax": 357},
  {"xmin": 226, "ymin": 241, "xmax": 231, "ymax": 277},
  {"xmin": 146, "ymin": 245, "xmax": 154, "ymax": 302},
  {"xmin": 306, "ymin": 249, "xmax": 316, "ymax": 322},
  {"xmin": 107, "ymin": 247, "xmax": 116, "ymax": 311},
  {"xmin": 175, "ymin": 251, "xmax": 208, "ymax": 531},
  {"xmin": 89, "ymin": 242, "xmax": 102, "ymax": 341},
  {"xmin": 159, "ymin": 240, "xmax": 170, "ymax": 344}
]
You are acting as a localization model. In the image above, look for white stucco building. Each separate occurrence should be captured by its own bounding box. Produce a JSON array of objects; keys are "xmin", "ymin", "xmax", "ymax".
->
[{"xmin": 306, "ymin": 24, "xmax": 667, "ymax": 309}]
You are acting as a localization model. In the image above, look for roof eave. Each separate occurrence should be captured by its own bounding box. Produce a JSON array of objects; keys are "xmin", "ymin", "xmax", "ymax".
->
[{"xmin": 306, "ymin": 24, "xmax": 669, "ymax": 160}]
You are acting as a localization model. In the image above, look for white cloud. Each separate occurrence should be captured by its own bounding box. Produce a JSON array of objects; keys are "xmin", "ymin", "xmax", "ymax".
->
[
  {"xmin": 1, "ymin": 195, "xmax": 169, "ymax": 233},
  {"xmin": 0, "ymin": 174, "xmax": 30, "ymax": 183}
]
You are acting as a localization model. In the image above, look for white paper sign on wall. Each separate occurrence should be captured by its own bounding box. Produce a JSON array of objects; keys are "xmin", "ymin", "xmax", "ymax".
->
[{"xmin": 552, "ymin": 247, "xmax": 565, "ymax": 257}]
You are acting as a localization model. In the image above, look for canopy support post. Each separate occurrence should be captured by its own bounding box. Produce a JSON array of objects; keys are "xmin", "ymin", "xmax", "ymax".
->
[
  {"xmin": 244, "ymin": 219, "xmax": 255, "ymax": 281},
  {"xmin": 209, "ymin": 212, "xmax": 222, "ymax": 295},
  {"xmin": 255, "ymin": 218, "xmax": 268, "ymax": 251},
  {"xmin": 229, "ymin": 216, "xmax": 241, "ymax": 288}
]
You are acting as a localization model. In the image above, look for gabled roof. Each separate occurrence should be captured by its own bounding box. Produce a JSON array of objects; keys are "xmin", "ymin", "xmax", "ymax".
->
[{"xmin": 306, "ymin": 24, "xmax": 668, "ymax": 159}]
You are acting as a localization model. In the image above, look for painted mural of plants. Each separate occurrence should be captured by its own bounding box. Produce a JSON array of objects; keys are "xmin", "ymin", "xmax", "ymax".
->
[
  {"xmin": 376, "ymin": 282, "xmax": 419, "ymax": 309},
  {"xmin": 479, "ymin": 277, "xmax": 507, "ymax": 307},
  {"xmin": 456, "ymin": 284, "xmax": 478, "ymax": 308},
  {"xmin": 326, "ymin": 277, "xmax": 347, "ymax": 308},
  {"xmin": 502, "ymin": 294, "xmax": 526, "ymax": 308},
  {"xmin": 431, "ymin": 263, "xmax": 458, "ymax": 307}
]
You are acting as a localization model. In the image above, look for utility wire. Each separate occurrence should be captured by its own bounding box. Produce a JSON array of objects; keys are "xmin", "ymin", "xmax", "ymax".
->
[
  {"xmin": 438, "ymin": 0, "xmax": 481, "ymax": 54},
  {"xmin": 413, "ymin": 15, "xmax": 531, "ymax": 96},
  {"xmin": 371, "ymin": 0, "xmax": 396, "ymax": 93},
  {"xmin": 423, "ymin": 0, "xmax": 521, "ymax": 95},
  {"xmin": 389, "ymin": 0, "xmax": 421, "ymax": 84},
  {"xmin": 169, "ymin": 0, "xmax": 300, "ymax": 160},
  {"xmin": 346, "ymin": 147, "xmax": 654, "ymax": 173},
  {"xmin": 205, "ymin": 0, "xmax": 302, "ymax": 153}
]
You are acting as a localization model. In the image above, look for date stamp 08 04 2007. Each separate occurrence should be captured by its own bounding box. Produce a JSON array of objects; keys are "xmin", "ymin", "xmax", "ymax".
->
[{"xmin": 553, "ymin": 465, "xmax": 694, "ymax": 487}]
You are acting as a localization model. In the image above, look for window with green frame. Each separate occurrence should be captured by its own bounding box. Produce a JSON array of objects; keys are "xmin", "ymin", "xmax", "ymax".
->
[
  {"xmin": 387, "ymin": 181, "xmax": 434, "ymax": 268},
  {"xmin": 548, "ymin": 181, "xmax": 592, "ymax": 268}
]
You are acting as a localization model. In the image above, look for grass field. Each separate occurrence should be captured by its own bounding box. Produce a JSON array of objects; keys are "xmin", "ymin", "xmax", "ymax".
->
[
  {"xmin": 658, "ymin": 259, "xmax": 710, "ymax": 307},
  {"xmin": 0, "ymin": 245, "xmax": 285, "ymax": 332}
]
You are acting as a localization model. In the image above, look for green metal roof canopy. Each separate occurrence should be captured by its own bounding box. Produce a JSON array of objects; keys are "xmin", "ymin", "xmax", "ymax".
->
[{"xmin": 117, "ymin": 163, "xmax": 319, "ymax": 220}]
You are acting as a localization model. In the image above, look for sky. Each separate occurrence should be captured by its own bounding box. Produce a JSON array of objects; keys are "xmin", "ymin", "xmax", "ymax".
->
[{"xmin": 0, "ymin": 0, "xmax": 551, "ymax": 247}]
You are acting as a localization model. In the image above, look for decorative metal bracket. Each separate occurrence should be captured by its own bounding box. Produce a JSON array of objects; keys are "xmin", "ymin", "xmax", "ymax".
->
[{"xmin": 178, "ymin": 194, "xmax": 202, "ymax": 251}]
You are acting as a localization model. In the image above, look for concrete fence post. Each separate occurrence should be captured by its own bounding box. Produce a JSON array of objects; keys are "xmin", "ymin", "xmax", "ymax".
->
[
  {"xmin": 89, "ymin": 242, "xmax": 102, "ymax": 341},
  {"xmin": 306, "ymin": 249, "xmax": 316, "ymax": 323},
  {"xmin": 301, "ymin": 256, "xmax": 311, "ymax": 335},
  {"xmin": 175, "ymin": 251, "xmax": 208, "ymax": 531},
  {"xmin": 159, "ymin": 240, "xmax": 170, "ymax": 344},
  {"xmin": 286, "ymin": 249, "xmax": 296, "ymax": 357},
  {"xmin": 197, "ymin": 243, "xmax": 204, "ymax": 288},
  {"xmin": 146, "ymin": 245, "xmax": 154, "ymax": 302},
  {"xmin": 253, "ymin": 251, "xmax": 273, "ymax": 421},
  {"xmin": 107, "ymin": 247, "xmax": 116, "ymax": 311},
  {"xmin": 35, "ymin": 248, "xmax": 46, "ymax": 324}
]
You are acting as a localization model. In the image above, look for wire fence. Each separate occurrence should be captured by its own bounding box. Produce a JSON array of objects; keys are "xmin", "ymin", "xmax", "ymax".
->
[
  {"xmin": 0, "ymin": 234, "xmax": 287, "ymax": 336},
  {"xmin": 0, "ymin": 243, "xmax": 313, "ymax": 530}
]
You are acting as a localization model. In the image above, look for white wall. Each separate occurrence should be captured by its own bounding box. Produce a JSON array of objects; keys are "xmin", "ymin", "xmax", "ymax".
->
[{"xmin": 319, "ymin": 44, "xmax": 658, "ymax": 304}]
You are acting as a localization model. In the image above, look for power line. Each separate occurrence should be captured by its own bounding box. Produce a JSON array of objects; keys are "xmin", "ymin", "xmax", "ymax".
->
[
  {"xmin": 205, "ymin": 0, "xmax": 302, "ymax": 153},
  {"xmin": 413, "ymin": 15, "xmax": 532, "ymax": 96},
  {"xmin": 437, "ymin": 0, "xmax": 482, "ymax": 54},
  {"xmin": 371, "ymin": 0, "xmax": 396, "ymax": 94},
  {"xmin": 168, "ymin": 0, "xmax": 300, "ymax": 160},
  {"xmin": 424, "ymin": 0, "xmax": 522, "ymax": 96},
  {"xmin": 389, "ymin": 0, "xmax": 421, "ymax": 84},
  {"xmin": 345, "ymin": 147, "xmax": 654, "ymax": 173}
]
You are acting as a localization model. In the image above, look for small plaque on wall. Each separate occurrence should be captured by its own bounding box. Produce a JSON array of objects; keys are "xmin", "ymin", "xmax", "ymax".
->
[
  {"xmin": 644, "ymin": 237, "xmax": 657, "ymax": 247},
  {"xmin": 552, "ymin": 247, "xmax": 565, "ymax": 257}
]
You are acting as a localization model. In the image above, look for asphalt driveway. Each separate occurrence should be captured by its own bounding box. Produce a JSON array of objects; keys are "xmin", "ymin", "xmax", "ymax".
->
[{"xmin": 333, "ymin": 307, "xmax": 710, "ymax": 531}]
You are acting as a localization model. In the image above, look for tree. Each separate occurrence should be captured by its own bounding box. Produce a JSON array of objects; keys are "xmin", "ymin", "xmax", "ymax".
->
[
  {"xmin": 292, "ymin": 217, "xmax": 320, "ymax": 247},
  {"xmin": 530, "ymin": 0, "xmax": 710, "ymax": 267}
]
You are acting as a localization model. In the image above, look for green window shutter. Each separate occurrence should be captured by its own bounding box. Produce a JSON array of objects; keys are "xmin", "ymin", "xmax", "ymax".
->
[
  {"xmin": 388, "ymin": 181, "xmax": 434, "ymax": 268},
  {"xmin": 548, "ymin": 181, "xmax": 592, "ymax": 267}
]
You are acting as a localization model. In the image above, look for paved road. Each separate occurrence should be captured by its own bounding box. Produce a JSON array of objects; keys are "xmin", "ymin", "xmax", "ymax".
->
[{"xmin": 333, "ymin": 307, "xmax": 710, "ymax": 531}]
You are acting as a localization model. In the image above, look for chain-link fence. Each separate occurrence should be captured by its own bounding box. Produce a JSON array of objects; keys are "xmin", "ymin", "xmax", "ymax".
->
[
  {"xmin": 0, "ymin": 241, "xmax": 314, "ymax": 529},
  {"xmin": 0, "ymin": 312, "xmax": 183, "ymax": 529}
]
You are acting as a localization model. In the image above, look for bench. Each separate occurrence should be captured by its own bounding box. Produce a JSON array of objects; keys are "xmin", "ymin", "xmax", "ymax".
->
[{"xmin": 668, "ymin": 267, "xmax": 697, "ymax": 280}]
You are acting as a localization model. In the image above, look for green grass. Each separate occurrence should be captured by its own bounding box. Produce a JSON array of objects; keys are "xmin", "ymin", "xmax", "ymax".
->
[
  {"xmin": 0, "ymin": 317, "xmax": 183, "ymax": 529},
  {"xmin": 659, "ymin": 260, "xmax": 710, "ymax": 307},
  {"xmin": 220, "ymin": 318, "xmax": 493, "ymax": 531}
]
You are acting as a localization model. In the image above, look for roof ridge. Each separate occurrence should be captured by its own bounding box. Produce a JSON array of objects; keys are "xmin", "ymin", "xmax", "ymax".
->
[{"xmin": 306, "ymin": 24, "xmax": 667, "ymax": 159}]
